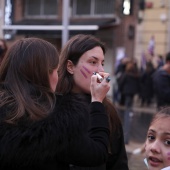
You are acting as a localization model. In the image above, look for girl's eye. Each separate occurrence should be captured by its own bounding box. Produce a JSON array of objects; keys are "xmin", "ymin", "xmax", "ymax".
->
[
  {"xmin": 147, "ymin": 135, "xmax": 155, "ymax": 141},
  {"xmin": 165, "ymin": 140, "xmax": 170, "ymax": 146}
]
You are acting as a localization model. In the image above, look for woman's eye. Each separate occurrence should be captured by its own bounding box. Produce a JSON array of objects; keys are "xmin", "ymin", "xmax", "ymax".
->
[
  {"xmin": 90, "ymin": 61, "xmax": 97, "ymax": 65},
  {"xmin": 165, "ymin": 140, "xmax": 170, "ymax": 145}
]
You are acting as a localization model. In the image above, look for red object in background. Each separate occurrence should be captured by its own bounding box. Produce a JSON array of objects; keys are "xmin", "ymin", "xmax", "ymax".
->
[{"xmin": 146, "ymin": 2, "xmax": 153, "ymax": 8}]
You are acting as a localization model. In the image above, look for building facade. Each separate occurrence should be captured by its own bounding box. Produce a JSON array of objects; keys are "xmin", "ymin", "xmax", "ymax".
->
[
  {"xmin": 1, "ymin": 0, "xmax": 139, "ymax": 96},
  {"xmin": 135, "ymin": 0, "xmax": 170, "ymax": 68}
]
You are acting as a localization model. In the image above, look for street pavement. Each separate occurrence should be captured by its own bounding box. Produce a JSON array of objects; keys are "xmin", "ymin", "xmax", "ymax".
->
[
  {"xmin": 128, "ymin": 152, "xmax": 148, "ymax": 170},
  {"xmin": 126, "ymin": 141, "xmax": 148, "ymax": 170}
]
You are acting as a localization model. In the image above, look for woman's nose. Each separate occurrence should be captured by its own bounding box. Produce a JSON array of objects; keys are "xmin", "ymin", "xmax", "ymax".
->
[{"xmin": 98, "ymin": 64, "xmax": 104, "ymax": 72}]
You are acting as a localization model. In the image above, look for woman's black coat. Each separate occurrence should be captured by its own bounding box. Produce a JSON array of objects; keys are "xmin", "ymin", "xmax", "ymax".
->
[
  {"xmin": 0, "ymin": 94, "xmax": 110, "ymax": 170},
  {"xmin": 70, "ymin": 94, "xmax": 129, "ymax": 170}
]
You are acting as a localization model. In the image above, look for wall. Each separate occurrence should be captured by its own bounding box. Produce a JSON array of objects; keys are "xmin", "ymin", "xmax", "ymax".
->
[{"xmin": 135, "ymin": 0, "xmax": 170, "ymax": 68}]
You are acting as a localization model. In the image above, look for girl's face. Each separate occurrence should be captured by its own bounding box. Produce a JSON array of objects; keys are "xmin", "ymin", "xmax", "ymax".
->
[
  {"xmin": 145, "ymin": 117, "xmax": 170, "ymax": 170},
  {"xmin": 49, "ymin": 67, "xmax": 58, "ymax": 92},
  {"xmin": 67, "ymin": 46, "xmax": 104, "ymax": 94}
]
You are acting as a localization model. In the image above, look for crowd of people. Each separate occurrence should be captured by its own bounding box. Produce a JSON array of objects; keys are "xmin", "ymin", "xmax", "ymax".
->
[
  {"xmin": 0, "ymin": 34, "xmax": 170, "ymax": 170},
  {"xmin": 114, "ymin": 52, "xmax": 170, "ymax": 110}
]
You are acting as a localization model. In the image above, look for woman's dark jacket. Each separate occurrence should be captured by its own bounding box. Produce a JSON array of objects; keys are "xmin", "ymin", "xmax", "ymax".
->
[
  {"xmin": 0, "ymin": 94, "xmax": 110, "ymax": 170},
  {"xmin": 139, "ymin": 69, "xmax": 154, "ymax": 103},
  {"xmin": 119, "ymin": 72, "xmax": 140, "ymax": 96},
  {"xmin": 71, "ymin": 94, "xmax": 129, "ymax": 170},
  {"xmin": 152, "ymin": 68, "xmax": 170, "ymax": 108}
]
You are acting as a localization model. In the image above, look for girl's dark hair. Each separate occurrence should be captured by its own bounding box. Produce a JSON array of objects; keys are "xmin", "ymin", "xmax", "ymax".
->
[
  {"xmin": 56, "ymin": 34, "xmax": 121, "ymax": 138},
  {"xmin": 0, "ymin": 37, "xmax": 59, "ymax": 124},
  {"xmin": 150, "ymin": 106, "xmax": 170, "ymax": 126}
]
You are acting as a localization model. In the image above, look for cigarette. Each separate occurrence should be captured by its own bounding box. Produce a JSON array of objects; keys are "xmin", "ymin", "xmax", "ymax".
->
[{"xmin": 96, "ymin": 73, "xmax": 103, "ymax": 82}]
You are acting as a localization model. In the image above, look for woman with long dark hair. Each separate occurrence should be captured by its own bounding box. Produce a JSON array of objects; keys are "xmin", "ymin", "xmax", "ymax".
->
[{"xmin": 56, "ymin": 34, "xmax": 129, "ymax": 170}]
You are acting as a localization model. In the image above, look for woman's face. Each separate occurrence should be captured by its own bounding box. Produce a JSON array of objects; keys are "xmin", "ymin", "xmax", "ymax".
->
[
  {"xmin": 49, "ymin": 67, "xmax": 58, "ymax": 92},
  {"xmin": 145, "ymin": 117, "xmax": 170, "ymax": 170},
  {"xmin": 68, "ymin": 46, "xmax": 105, "ymax": 94}
]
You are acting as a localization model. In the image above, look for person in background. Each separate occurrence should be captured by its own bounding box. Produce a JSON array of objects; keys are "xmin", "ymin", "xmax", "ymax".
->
[
  {"xmin": 56, "ymin": 34, "xmax": 129, "ymax": 170},
  {"xmin": 139, "ymin": 61, "xmax": 155, "ymax": 106},
  {"xmin": 152, "ymin": 52, "xmax": 170, "ymax": 110},
  {"xmin": 157, "ymin": 54, "xmax": 164, "ymax": 69},
  {"xmin": 0, "ymin": 37, "xmax": 111, "ymax": 169},
  {"xmin": 115, "ymin": 57, "xmax": 131, "ymax": 106},
  {"xmin": 0, "ymin": 38, "xmax": 8, "ymax": 65},
  {"xmin": 144, "ymin": 107, "xmax": 170, "ymax": 170},
  {"xmin": 148, "ymin": 35, "xmax": 155, "ymax": 57},
  {"xmin": 119, "ymin": 60, "xmax": 140, "ymax": 144}
]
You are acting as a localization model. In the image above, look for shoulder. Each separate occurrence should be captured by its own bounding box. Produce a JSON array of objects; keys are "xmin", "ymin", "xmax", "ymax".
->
[
  {"xmin": 53, "ymin": 93, "xmax": 90, "ymax": 132},
  {"xmin": 55, "ymin": 93, "xmax": 90, "ymax": 113}
]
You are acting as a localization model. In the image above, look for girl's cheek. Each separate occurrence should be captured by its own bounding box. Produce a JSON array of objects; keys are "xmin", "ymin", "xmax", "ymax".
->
[{"xmin": 167, "ymin": 152, "xmax": 170, "ymax": 160}]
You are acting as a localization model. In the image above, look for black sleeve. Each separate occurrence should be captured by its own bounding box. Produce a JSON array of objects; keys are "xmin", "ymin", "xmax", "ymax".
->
[
  {"xmin": 157, "ymin": 75, "xmax": 170, "ymax": 102},
  {"xmin": 65, "ymin": 102, "xmax": 110, "ymax": 166},
  {"xmin": 0, "ymin": 102, "xmax": 110, "ymax": 167}
]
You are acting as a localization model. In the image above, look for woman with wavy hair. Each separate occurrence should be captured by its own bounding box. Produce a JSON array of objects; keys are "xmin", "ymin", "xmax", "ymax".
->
[{"xmin": 56, "ymin": 34, "xmax": 129, "ymax": 170}]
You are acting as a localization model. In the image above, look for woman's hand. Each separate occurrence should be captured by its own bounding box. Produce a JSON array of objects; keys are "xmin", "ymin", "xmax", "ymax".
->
[{"xmin": 90, "ymin": 72, "xmax": 110, "ymax": 103}]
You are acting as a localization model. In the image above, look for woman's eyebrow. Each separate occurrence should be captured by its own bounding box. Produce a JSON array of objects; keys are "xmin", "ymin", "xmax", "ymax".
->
[
  {"xmin": 91, "ymin": 56, "xmax": 98, "ymax": 60},
  {"xmin": 91, "ymin": 56, "xmax": 105, "ymax": 62}
]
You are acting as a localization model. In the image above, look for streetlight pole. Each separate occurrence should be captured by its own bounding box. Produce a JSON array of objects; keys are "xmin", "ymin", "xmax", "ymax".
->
[{"xmin": 62, "ymin": 0, "xmax": 70, "ymax": 48}]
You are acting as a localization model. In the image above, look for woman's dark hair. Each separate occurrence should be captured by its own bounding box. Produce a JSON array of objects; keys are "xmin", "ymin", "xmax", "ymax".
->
[
  {"xmin": 0, "ymin": 37, "xmax": 59, "ymax": 124},
  {"xmin": 56, "ymin": 34, "xmax": 121, "ymax": 142}
]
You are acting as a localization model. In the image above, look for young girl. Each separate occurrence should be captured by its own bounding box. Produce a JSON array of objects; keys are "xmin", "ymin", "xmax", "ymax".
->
[{"xmin": 144, "ymin": 107, "xmax": 170, "ymax": 170}]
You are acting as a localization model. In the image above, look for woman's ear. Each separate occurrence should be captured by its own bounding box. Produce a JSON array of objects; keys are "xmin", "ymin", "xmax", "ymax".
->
[{"xmin": 67, "ymin": 60, "xmax": 74, "ymax": 74}]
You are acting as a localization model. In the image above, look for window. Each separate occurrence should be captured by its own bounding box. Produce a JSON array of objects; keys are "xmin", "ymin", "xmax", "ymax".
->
[
  {"xmin": 25, "ymin": 0, "xmax": 58, "ymax": 18},
  {"xmin": 76, "ymin": 0, "xmax": 91, "ymax": 15},
  {"xmin": 72, "ymin": 0, "xmax": 115, "ymax": 17}
]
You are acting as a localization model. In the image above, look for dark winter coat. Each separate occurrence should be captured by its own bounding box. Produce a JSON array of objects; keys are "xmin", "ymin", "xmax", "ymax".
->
[
  {"xmin": 139, "ymin": 70, "xmax": 154, "ymax": 102},
  {"xmin": 152, "ymin": 68, "xmax": 170, "ymax": 108},
  {"xmin": 0, "ymin": 94, "xmax": 110, "ymax": 170},
  {"xmin": 119, "ymin": 72, "xmax": 140, "ymax": 96},
  {"xmin": 70, "ymin": 94, "xmax": 129, "ymax": 170}
]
